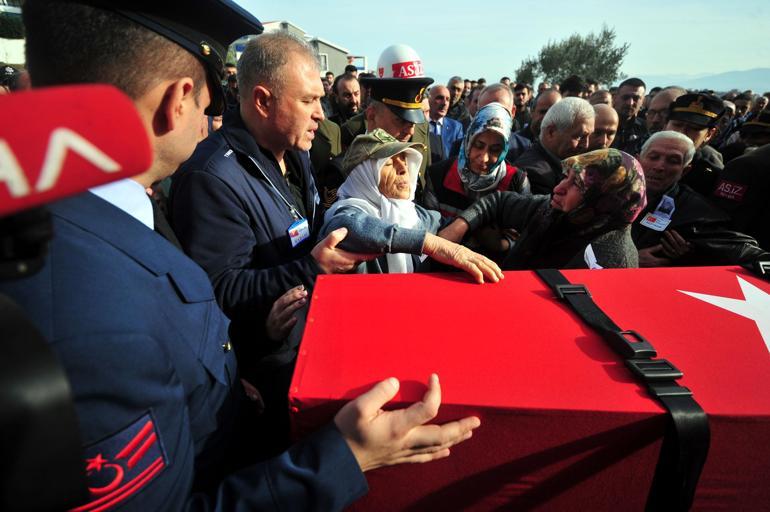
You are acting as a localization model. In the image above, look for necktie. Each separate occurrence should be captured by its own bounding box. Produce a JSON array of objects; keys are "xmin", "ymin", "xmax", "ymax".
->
[{"xmin": 150, "ymin": 198, "xmax": 183, "ymax": 250}]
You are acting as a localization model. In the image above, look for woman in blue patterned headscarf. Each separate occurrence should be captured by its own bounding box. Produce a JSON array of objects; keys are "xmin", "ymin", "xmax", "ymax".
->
[
  {"xmin": 423, "ymin": 102, "xmax": 530, "ymax": 219},
  {"xmin": 423, "ymin": 102, "xmax": 531, "ymax": 260}
]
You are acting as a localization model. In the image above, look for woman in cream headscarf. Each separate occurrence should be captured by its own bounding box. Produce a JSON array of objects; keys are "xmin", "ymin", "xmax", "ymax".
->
[{"xmin": 321, "ymin": 129, "xmax": 503, "ymax": 283}]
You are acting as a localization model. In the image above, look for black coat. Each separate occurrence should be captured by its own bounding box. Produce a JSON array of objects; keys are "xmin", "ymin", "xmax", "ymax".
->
[
  {"xmin": 170, "ymin": 109, "xmax": 324, "ymax": 371},
  {"xmin": 711, "ymin": 143, "xmax": 770, "ymax": 249},
  {"xmin": 632, "ymin": 183, "xmax": 768, "ymax": 266},
  {"xmin": 680, "ymin": 145, "xmax": 724, "ymax": 197},
  {"xmin": 513, "ymin": 142, "xmax": 564, "ymax": 195},
  {"xmin": 458, "ymin": 192, "xmax": 636, "ymax": 269}
]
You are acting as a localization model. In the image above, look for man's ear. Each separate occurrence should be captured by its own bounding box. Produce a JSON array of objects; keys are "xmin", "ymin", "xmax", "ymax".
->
[
  {"xmin": 365, "ymin": 104, "xmax": 377, "ymax": 128},
  {"xmin": 251, "ymin": 85, "xmax": 272, "ymax": 118},
  {"xmin": 703, "ymin": 126, "xmax": 718, "ymax": 144},
  {"xmin": 153, "ymin": 78, "xmax": 194, "ymax": 135},
  {"xmin": 543, "ymin": 124, "xmax": 555, "ymax": 142}
]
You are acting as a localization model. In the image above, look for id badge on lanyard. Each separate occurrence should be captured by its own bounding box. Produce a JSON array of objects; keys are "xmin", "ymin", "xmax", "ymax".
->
[
  {"xmin": 247, "ymin": 155, "xmax": 312, "ymax": 248},
  {"xmin": 639, "ymin": 194, "xmax": 675, "ymax": 232},
  {"xmin": 288, "ymin": 217, "xmax": 310, "ymax": 247}
]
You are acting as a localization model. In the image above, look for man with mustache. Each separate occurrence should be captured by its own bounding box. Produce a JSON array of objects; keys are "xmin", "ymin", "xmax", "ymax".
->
[{"xmin": 611, "ymin": 77, "xmax": 648, "ymax": 155}]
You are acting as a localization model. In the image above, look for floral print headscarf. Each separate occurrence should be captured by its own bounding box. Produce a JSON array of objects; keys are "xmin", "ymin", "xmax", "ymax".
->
[{"xmin": 562, "ymin": 148, "xmax": 647, "ymax": 229}]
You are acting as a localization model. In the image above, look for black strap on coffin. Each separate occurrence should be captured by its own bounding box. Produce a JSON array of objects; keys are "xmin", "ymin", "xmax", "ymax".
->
[{"xmin": 535, "ymin": 268, "xmax": 709, "ymax": 511}]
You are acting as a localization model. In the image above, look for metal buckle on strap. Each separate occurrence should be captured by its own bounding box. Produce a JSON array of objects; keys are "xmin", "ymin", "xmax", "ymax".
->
[
  {"xmin": 606, "ymin": 330, "xmax": 657, "ymax": 359},
  {"xmin": 554, "ymin": 283, "xmax": 590, "ymax": 299},
  {"xmin": 626, "ymin": 358, "xmax": 683, "ymax": 382},
  {"xmin": 647, "ymin": 382, "xmax": 693, "ymax": 398}
]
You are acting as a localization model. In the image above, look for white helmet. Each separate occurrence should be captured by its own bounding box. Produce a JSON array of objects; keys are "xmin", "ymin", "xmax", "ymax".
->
[
  {"xmin": 362, "ymin": 44, "xmax": 433, "ymax": 124},
  {"xmin": 376, "ymin": 44, "xmax": 426, "ymax": 79}
]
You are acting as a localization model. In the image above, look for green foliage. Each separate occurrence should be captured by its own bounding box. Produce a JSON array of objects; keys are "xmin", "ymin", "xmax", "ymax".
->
[
  {"xmin": 514, "ymin": 57, "xmax": 538, "ymax": 86},
  {"xmin": 517, "ymin": 25, "xmax": 629, "ymax": 87}
]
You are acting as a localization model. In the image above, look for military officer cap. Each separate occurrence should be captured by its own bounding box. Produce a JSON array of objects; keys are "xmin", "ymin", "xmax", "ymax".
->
[
  {"xmin": 668, "ymin": 93, "xmax": 725, "ymax": 128},
  {"xmin": 360, "ymin": 44, "xmax": 434, "ymax": 125},
  {"xmin": 75, "ymin": 0, "xmax": 263, "ymax": 115},
  {"xmin": 740, "ymin": 111, "xmax": 770, "ymax": 137}
]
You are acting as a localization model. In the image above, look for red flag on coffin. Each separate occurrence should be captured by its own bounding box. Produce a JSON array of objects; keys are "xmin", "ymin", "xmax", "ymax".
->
[{"xmin": 290, "ymin": 266, "xmax": 770, "ymax": 511}]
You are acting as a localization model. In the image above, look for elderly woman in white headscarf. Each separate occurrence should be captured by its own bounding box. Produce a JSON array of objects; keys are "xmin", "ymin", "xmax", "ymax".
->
[{"xmin": 320, "ymin": 129, "xmax": 502, "ymax": 283}]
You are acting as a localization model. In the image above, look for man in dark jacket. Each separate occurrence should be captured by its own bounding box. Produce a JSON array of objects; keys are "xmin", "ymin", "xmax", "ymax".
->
[
  {"xmin": 170, "ymin": 33, "xmax": 375, "ymax": 444},
  {"xmin": 611, "ymin": 77, "xmax": 648, "ymax": 155},
  {"xmin": 6, "ymin": 2, "xmax": 480, "ymax": 509},
  {"xmin": 514, "ymin": 97, "xmax": 595, "ymax": 194},
  {"xmin": 446, "ymin": 75, "xmax": 470, "ymax": 126},
  {"xmin": 634, "ymin": 131, "xmax": 767, "ymax": 267},
  {"xmin": 711, "ymin": 142, "xmax": 770, "ymax": 250}
]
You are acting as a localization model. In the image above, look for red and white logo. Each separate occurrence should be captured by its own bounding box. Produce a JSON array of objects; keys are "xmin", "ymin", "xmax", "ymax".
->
[
  {"xmin": 713, "ymin": 179, "xmax": 746, "ymax": 202},
  {"xmin": 0, "ymin": 85, "xmax": 151, "ymax": 216},
  {"xmin": 71, "ymin": 413, "xmax": 167, "ymax": 512},
  {"xmin": 391, "ymin": 60, "xmax": 424, "ymax": 79}
]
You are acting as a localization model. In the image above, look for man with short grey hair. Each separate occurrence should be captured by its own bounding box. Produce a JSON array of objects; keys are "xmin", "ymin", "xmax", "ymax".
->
[
  {"xmin": 633, "ymin": 130, "xmax": 767, "ymax": 267},
  {"xmin": 514, "ymin": 97, "xmax": 595, "ymax": 194},
  {"xmin": 508, "ymin": 88, "xmax": 562, "ymax": 162},
  {"xmin": 477, "ymin": 82, "xmax": 515, "ymax": 114},
  {"xmin": 446, "ymin": 75, "xmax": 470, "ymax": 126},
  {"xmin": 171, "ymin": 32, "xmax": 372, "ymax": 438}
]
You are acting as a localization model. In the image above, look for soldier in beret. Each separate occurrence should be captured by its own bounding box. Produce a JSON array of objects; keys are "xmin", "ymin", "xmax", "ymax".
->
[{"xmin": 665, "ymin": 92, "xmax": 726, "ymax": 196}]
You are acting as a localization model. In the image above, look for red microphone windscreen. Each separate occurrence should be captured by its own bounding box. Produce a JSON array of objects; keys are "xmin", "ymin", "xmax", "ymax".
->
[{"xmin": 0, "ymin": 85, "xmax": 152, "ymax": 216}]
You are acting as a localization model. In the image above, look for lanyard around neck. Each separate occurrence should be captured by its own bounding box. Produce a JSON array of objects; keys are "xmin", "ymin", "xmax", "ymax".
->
[{"xmin": 247, "ymin": 155, "xmax": 302, "ymax": 220}]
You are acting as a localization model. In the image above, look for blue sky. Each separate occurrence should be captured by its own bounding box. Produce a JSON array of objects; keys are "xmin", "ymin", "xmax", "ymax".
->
[{"xmin": 234, "ymin": 0, "xmax": 770, "ymax": 86}]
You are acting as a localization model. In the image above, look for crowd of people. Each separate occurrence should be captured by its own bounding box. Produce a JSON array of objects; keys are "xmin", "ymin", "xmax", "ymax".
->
[
  {"xmin": 1, "ymin": 0, "xmax": 769, "ymax": 510},
  {"xmin": 308, "ymin": 65, "xmax": 770, "ymax": 270}
]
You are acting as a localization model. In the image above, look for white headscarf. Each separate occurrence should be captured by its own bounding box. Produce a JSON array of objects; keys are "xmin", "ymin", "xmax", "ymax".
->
[{"xmin": 327, "ymin": 147, "xmax": 423, "ymax": 273}]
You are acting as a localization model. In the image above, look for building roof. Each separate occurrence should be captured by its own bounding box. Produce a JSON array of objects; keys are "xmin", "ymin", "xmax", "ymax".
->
[
  {"xmin": 309, "ymin": 36, "xmax": 349, "ymax": 55},
  {"xmin": 261, "ymin": 20, "xmax": 350, "ymax": 55}
]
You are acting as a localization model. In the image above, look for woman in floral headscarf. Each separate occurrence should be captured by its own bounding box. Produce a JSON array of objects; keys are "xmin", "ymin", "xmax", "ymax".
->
[{"xmin": 439, "ymin": 148, "xmax": 647, "ymax": 269}]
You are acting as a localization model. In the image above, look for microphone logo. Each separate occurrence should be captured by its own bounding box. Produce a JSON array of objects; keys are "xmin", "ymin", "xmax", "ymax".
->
[{"xmin": 1, "ymin": 128, "xmax": 122, "ymax": 198}]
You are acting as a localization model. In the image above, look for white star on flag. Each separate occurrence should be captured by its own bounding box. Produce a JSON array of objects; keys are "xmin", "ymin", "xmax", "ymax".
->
[{"xmin": 679, "ymin": 276, "xmax": 770, "ymax": 354}]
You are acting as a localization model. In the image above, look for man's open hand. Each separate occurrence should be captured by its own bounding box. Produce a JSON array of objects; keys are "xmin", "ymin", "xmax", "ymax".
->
[{"xmin": 334, "ymin": 374, "xmax": 481, "ymax": 472}]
